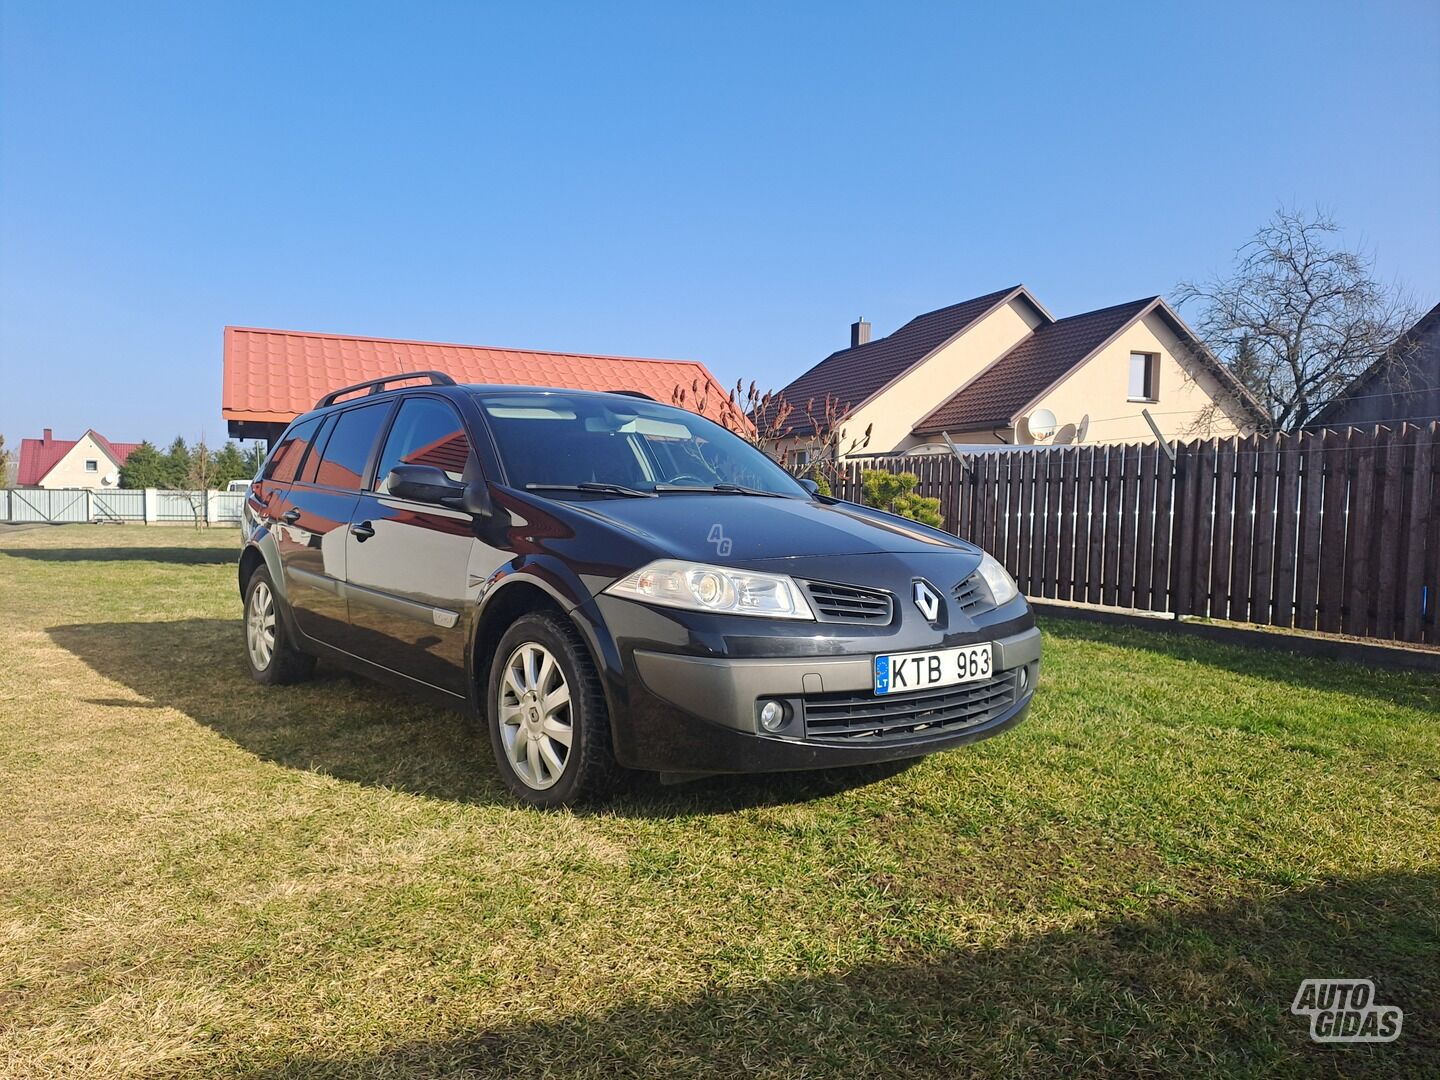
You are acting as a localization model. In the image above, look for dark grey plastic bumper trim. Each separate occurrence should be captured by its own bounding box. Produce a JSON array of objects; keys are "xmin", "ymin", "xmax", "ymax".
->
[{"xmin": 635, "ymin": 626, "xmax": 1042, "ymax": 734}]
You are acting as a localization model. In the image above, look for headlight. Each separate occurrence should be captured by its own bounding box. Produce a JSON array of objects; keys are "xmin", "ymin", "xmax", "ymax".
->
[
  {"xmin": 604, "ymin": 559, "xmax": 815, "ymax": 620},
  {"xmin": 975, "ymin": 552, "xmax": 1018, "ymax": 606}
]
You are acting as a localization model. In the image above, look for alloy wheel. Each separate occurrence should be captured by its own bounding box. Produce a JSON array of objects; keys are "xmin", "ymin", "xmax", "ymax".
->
[
  {"xmin": 497, "ymin": 642, "xmax": 573, "ymax": 789},
  {"xmin": 247, "ymin": 580, "xmax": 276, "ymax": 671}
]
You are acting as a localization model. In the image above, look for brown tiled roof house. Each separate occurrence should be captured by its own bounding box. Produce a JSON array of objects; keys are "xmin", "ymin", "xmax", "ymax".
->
[{"xmin": 765, "ymin": 286, "xmax": 1265, "ymax": 462}]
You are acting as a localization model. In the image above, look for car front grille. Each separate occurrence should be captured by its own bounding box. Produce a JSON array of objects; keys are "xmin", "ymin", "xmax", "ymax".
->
[
  {"xmin": 952, "ymin": 571, "xmax": 992, "ymax": 616},
  {"xmin": 801, "ymin": 670, "xmax": 1018, "ymax": 743},
  {"xmin": 800, "ymin": 580, "xmax": 893, "ymax": 624}
]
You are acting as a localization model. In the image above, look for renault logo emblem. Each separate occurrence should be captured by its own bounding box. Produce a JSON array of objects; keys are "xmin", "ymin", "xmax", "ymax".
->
[{"xmin": 912, "ymin": 579, "xmax": 941, "ymax": 622}]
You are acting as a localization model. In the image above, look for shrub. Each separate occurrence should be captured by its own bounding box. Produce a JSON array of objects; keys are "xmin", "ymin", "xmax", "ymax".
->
[{"xmin": 860, "ymin": 470, "xmax": 942, "ymax": 527}]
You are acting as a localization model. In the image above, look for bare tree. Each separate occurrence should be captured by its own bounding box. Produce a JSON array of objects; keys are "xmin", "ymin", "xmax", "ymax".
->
[
  {"xmin": 671, "ymin": 379, "xmax": 872, "ymax": 483},
  {"xmin": 793, "ymin": 392, "xmax": 873, "ymax": 481},
  {"xmin": 1175, "ymin": 208, "xmax": 1417, "ymax": 431},
  {"xmin": 183, "ymin": 437, "xmax": 215, "ymax": 529},
  {"xmin": 671, "ymin": 379, "xmax": 771, "ymax": 446},
  {"xmin": 0, "ymin": 433, "xmax": 10, "ymax": 488}
]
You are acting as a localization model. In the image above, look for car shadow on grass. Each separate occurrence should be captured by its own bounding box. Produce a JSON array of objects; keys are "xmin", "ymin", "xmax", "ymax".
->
[
  {"xmin": 248, "ymin": 870, "xmax": 1437, "ymax": 1079},
  {"xmin": 47, "ymin": 619, "xmax": 903, "ymax": 816},
  {"xmin": 3, "ymin": 545, "xmax": 237, "ymax": 564}
]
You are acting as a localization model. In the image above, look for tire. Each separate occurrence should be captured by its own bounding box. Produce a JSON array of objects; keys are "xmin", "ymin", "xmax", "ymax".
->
[
  {"xmin": 243, "ymin": 566, "xmax": 316, "ymax": 685},
  {"xmin": 486, "ymin": 611, "xmax": 623, "ymax": 808}
]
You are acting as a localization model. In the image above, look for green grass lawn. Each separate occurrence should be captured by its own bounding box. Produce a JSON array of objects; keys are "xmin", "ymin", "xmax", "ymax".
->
[{"xmin": 1, "ymin": 525, "xmax": 1436, "ymax": 1078}]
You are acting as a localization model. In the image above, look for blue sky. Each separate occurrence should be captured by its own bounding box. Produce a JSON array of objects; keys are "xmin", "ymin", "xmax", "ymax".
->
[{"xmin": 2, "ymin": 1, "xmax": 1438, "ymax": 446}]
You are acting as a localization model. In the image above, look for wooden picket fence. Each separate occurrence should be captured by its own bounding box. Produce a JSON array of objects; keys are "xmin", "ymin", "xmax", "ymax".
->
[{"xmin": 832, "ymin": 422, "xmax": 1440, "ymax": 645}]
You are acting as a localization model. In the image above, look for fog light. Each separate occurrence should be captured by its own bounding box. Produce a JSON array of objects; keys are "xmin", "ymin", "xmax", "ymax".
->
[
  {"xmin": 1018, "ymin": 666, "xmax": 1029, "ymax": 693},
  {"xmin": 759, "ymin": 700, "xmax": 787, "ymax": 731}
]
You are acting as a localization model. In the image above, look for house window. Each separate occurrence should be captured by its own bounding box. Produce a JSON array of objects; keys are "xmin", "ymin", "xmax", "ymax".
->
[
  {"xmin": 791, "ymin": 448, "xmax": 813, "ymax": 468},
  {"xmin": 1128, "ymin": 352, "xmax": 1159, "ymax": 402},
  {"xmin": 85, "ymin": 459, "xmax": 98, "ymax": 472}
]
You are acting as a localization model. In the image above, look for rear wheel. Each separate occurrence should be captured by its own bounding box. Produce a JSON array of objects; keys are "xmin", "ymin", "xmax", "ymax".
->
[
  {"xmin": 244, "ymin": 566, "xmax": 316, "ymax": 685},
  {"xmin": 486, "ymin": 612, "xmax": 622, "ymax": 808}
]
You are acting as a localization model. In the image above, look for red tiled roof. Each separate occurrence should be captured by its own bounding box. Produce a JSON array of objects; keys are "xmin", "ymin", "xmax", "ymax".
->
[
  {"xmin": 759, "ymin": 286, "xmax": 1035, "ymax": 436},
  {"xmin": 912, "ymin": 298, "xmax": 1158, "ymax": 433},
  {"xmin": 222, "ymin": 327, "xmax": 741, "ymax": 427},
  {"xmin": 17, "ymin": 430, "xmax": 140, "ymax": 486}
]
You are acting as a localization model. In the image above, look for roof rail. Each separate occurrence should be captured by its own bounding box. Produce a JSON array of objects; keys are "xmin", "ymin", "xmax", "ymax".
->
[
  {"xmin": 606, "ymin": 389, "xmax": 657, "ymax": 401},
  {"xmin": 315, "ymin": 371, "xmax": 457, "ymax": 408}
]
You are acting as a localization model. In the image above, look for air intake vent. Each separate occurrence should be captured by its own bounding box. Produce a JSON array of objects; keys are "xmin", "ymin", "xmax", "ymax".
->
[
  {"xmin": 802, "ymin": 671, "xmax": 1018, "ymax": 743},
  {"xmin": 952, "ymin": 572, "xmax": 992, "ymax": 615},
  {"xmin": 800, "ymin": 580, "xmax": 893, "ymax": 624}
]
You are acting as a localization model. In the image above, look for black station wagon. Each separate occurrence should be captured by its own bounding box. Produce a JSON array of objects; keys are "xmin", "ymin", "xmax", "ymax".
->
[{"xmin": 240, "ymin": 372, "xmax": 1040, "ymax": 807}]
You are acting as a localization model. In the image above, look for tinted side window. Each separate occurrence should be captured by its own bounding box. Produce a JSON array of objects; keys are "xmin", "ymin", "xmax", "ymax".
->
[
  {"xmin": 297, "ymin": 414, "xmax": 338, "ymax": 485},
  {"xmin": 312, "ymin": 403, "xmax": 391, "ymax": 491},
  {"xmin": 264, "ymin": 417, "xmax": 321, "ymax": 483},
  {"xmin": 375, "ymin": 398, "xmax": 472, "ymax": 493}
]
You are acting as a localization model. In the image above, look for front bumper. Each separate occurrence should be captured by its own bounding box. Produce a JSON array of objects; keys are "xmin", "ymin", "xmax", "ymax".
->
[{"xmin": 616, "ymin": 625, "xmax": 1040, "ymax": 774}]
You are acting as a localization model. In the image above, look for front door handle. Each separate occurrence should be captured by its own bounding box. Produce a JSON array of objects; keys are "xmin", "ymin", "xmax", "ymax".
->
[
  {"xmin": 351, "ymin": 521, "xmax": 375, "ymax": 542},
  {"xmin": 282, "ymin": 508, "xmax": 301, "ymax": 524}
]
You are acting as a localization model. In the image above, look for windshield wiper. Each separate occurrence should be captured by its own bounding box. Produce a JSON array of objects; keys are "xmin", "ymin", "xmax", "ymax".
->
[
  {"xmin": 524, "ymin": 482, "xmax": 656, "ymax": 498},
  {"xmin": 654, "ymin": 483, "xmax": 789, "ymax": 497}
]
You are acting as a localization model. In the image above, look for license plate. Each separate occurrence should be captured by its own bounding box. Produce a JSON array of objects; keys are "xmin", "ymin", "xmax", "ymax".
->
[{"xmin": 874, "ymin": 642, "xmax": 993, "ymax": 695}]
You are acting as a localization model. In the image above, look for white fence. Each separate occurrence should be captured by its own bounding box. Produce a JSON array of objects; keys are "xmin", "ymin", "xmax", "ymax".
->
[{"xmin": 0, "ymin": 488, "xmax": 246, "ymax": 525}]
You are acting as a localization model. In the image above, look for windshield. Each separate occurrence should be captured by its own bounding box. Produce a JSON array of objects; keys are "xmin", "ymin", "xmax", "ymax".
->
[{"xmin": 475, "ymin": 393, "xmax": 806, "ymax": 497}]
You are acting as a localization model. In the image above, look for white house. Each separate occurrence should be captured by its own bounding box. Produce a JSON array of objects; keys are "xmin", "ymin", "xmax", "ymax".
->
[{"xmin": 16, "ymin": 428, "xmax": 140, "ymax": 489}]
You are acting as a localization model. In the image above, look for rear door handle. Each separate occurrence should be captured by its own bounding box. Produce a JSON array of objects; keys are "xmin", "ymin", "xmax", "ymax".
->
[
  {"xmin": 350, "ymin": 521, "xmax": 375, "ymax": 542},
  {"xmin": 282, "ymin": 508, "xmax": 301, "ymax": 524}
]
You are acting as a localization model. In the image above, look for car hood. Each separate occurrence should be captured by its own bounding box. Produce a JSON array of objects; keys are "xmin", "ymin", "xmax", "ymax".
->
[{"xmin": 548, "ymin": 493, "xmax": 978, "ymax": 564}]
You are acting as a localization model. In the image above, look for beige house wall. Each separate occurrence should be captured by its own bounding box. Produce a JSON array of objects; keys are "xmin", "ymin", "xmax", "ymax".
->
[
  {"xmin": 844, "ymin": 298, "xmax": 1044, "ymax": 454},
  {"xmin": 1019, "ymin": 312, "xmax": 1254, "ymax": 444},
  {"xmin": 37, "ymin": 434, "xmax": 123, "ymax": 489}
]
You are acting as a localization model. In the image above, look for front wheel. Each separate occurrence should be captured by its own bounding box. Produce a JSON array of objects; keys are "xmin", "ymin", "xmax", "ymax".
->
[
  {"xmin": 486, "ymin": 612, "xmax": 623, "ymax": 808},
  {"xmin": 244, "ymin": 566, "xmax": 316, "ymax": 685}
]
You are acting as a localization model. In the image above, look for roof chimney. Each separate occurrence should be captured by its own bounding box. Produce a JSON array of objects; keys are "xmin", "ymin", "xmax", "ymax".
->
[
  {"xmin": 851, "ymin": 318, "xmax": 871, "ymax": 348},
  {"xmin": 43, "ymin": 428, "xmax": 53, "ymax": 442}
]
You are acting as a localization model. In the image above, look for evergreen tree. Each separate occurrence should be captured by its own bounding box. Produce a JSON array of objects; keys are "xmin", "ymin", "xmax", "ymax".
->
[
  {"xmin": 163, "ymin": 437, "xmax": 191, "ymax": 488},
  {"xmin": 118, "ymin": 441, "xmax": 167, "ymax": 488},
  {"xmin": 241, "ymin": 442, "xmax": 266, "ymax": 478},
  {"xmin": 211, "ymin": 442, "xmax": 249, "ymax": 487},
  {"xmin": 1231, "ymin": 334, "xmax": 1262, "ymax": 399}
]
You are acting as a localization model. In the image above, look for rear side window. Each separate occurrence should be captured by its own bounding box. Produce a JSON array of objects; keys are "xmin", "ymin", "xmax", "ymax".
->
[
  {"xmin": 297, "ymin": 414, "xmax": 338, "ymax": 485},
  {"xmin": 264, "ymin": 417, "xmax": 321, "ymax": 483},
  {"xmin": 311, "ymin": 402, "xmax": 391, "ymax": 490},
  {"xmin": 375, "ymin": 397, "xmax": 472, "ymax": 493}
]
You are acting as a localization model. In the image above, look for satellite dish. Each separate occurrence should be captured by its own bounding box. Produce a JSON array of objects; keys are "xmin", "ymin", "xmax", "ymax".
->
[
  {"xmin": 1026, "ymin": 407, "xmax": 1058, "ymax": 442},
  {"xmin": 1075, "ymin": 414, "xmax": 1091, "ymax": 443},
  {"xmin": 101, "ymin": 471, "xmax": 119, "ymax": 487}
]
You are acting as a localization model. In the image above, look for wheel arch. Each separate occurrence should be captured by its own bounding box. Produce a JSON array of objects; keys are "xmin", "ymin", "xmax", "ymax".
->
[
  {"xmin": 238, "ymin": 535, "xmax": 292, "ymax": 634},
  {"xmin": 469, "ymin": 571, "xmax": 620, "ymax": 733},
  {"xmin": 238, "ymin": 544, "xmax": 267, "ymax": 599}
]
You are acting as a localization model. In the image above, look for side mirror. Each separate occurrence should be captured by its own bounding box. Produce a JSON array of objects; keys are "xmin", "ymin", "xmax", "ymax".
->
[
  {"xmin": 387, "ymin": 464, "xmax": 465, "ymax": 505},
  {"xmin": 798, "ymin": 478, "xmax": 820, "ymax": 495}
]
